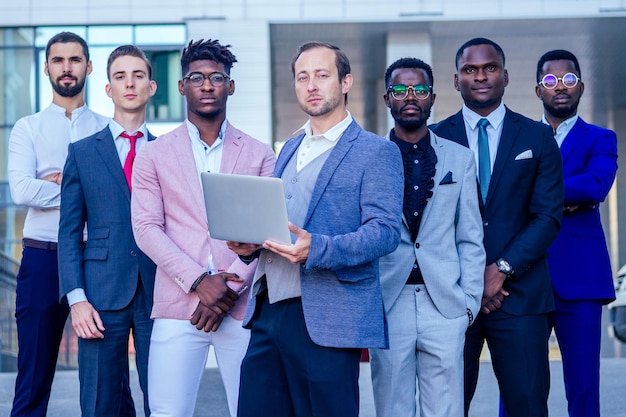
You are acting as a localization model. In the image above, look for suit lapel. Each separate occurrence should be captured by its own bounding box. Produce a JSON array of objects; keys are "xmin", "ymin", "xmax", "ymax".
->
[
  {"xmin": 219, "ymin": 122, "xmax": 244, "ymax": 174},
  {"xmin": 487, "ymin": 108, "xmax": 520, "ymax": 207},
  {"xmin": 448, "ymin": 111, "xmax": 470, "ymax": 147},
  {"xmin": 94, "ymin": 127, "xmax": 131, "ymax": 201},
  {"xmin": 171, "ymin": 124, "xmax": 208, "ymax": 219},
  {"xmin": 419, "ymin": 133, "xmax": 446, "ymax": 229},
  {"xmin": 304, "ymin": 122, "xmax": 357, "ymax": 225},
  {"xmin": 559, "ymin": 117, "xmax": 586, "ymax": 165}
]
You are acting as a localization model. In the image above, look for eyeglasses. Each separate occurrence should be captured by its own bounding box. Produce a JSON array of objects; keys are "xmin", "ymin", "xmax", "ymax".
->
[
  {"xmin": 387, "ymin": 84, "xmax": 432, "ymax": 100},
  {"xmin": 539, "ymin": 72, "xmax": 580, "ymax": 89},
  {"xmin": 183, "ymin": 71, "xmax": 230, "ymax": 87}
]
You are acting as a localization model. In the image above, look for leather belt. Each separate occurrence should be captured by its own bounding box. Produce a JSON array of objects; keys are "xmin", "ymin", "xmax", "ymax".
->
[{"xmin": 23, "ymin": 238, "xmax": 57, "ymax": 251}]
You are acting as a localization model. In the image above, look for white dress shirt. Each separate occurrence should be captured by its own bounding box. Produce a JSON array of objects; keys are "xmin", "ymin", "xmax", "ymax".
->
[
  {"xmin": 462, "ymin": 103, "xmax": 506, "ymax": 178},
  {"xmin": 295, "ymin": 111, "xmax": 353, "ymax": 171},
  {"xmin": 186, "ymin": 118, "xmax": 227, "ymax": 274},
  {"xmin": 110, "ymin": 119, "xmax": 149, "ymax": 164},
  {"xmin": 542, "ymin": 114, "xmax": 578, "ymax": 148},
  {"xmin": 8, "ymin": 103, "xmax": 109, "ymax": 242}
]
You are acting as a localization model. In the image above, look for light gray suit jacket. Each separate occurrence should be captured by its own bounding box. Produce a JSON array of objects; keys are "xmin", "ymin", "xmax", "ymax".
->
[{"xmin": 379, "ymin": 130, "xmax": 485, "ymax": 321}]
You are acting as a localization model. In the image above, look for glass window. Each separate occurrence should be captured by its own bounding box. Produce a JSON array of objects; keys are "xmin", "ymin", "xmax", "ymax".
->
[
  {"xmin": 145, "ymin": 49, "xmax": 183, "ymax": 121},
  {"xmin": 1, "ymin": 28, "xmax": 35, "ymax": 47},
  {"xmin": 35, "ymin": 27, "xmax": 87, "ymax": 47},
  {"xmin": 87, "ymin": 26, "xmax": 133, "ymax": 45},
  {"xmin": 1, "ymin": 48, "xmax": 36, "ymax": 125},
  {"xmin": 135, "ymin": 25, "xmax": 186, "ymax": 45}
]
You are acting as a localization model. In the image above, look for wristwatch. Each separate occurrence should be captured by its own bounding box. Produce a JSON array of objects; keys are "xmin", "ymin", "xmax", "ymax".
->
[{"xmin": 496, "ymin": 258, "xmax": 514, "ymax": 277}]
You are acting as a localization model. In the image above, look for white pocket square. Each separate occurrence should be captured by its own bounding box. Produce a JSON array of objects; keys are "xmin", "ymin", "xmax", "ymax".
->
[{"xmin": 515, "ymin": 150, "xmax": 533, "ymax": 160}]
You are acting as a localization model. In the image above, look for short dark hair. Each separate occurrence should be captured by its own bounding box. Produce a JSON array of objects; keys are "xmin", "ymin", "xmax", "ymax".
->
[
  {"xmin": 180, "ymin": 39, "xmax": 237, "ymax": 76},
  {"xmin": 290, "ymin": 41, "xmax": 351, "ymax": 81},
  {"xmin": 384, "ymin": 57, "xmax": 434, "ymax": 88},
  {"xmin": 536, "ymin": 49, "xmax": 581, "ymax": 83},
  {"xmin": 106, "ymin": 45, "xmax": 152, "ymax": 81},
  {"xmin": 455, "ymin": 37, "xmax": 505, "ymax": 70},
  {"xmin": 45, "ymin": 31, "xmax": 89, "ymax": 62}
]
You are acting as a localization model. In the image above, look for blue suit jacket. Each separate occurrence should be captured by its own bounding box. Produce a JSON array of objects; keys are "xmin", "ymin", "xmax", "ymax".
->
[
  {"xmin": 58, "ymin": 126, "xmax": 156, "ymax": 311},
  {"xmin": 432, "ymin": 108, "xmax": 564, "ymax": 315},
  {"xmin": 548, "ymin": 117, "xmax": 617, "ymax": 303},
  {"xmin": 243, "ymin": 120, "xmax": 404, "ymax": 348}
]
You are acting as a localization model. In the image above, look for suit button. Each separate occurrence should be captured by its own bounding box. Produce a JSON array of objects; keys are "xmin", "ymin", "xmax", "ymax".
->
[
  {"xmin": 130, "ymin": 250, "xmax": 137, "ymax": 257},
  {"xmin": 483, "ymin": 221, "xmax": 489, "ymax": 226},
  {"xmin": 415, "ymin": 242, "xmax": 420, "ymax": 249}
]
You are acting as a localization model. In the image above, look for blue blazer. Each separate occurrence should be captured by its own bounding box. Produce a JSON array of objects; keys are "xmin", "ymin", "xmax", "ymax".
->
[
  {"xmin": 243, "ymin": 120, "xmax": 404, "ymax": 349},
  {"xmin": 548, "ymin": 117, "xmax": 617, "ymax": 303},
  {"xmin": 58, "ymin": 126, "xmax": 156, "ymax": 311},
  {"xmin": 432, "ymin": 108, "xmax": 564, "ymax": 315}
]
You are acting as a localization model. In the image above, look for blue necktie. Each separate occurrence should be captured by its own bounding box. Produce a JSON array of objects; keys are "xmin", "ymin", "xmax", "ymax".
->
[{"xmin": 477, "ymin": 118, "xmax": 491, "ymax": 204}]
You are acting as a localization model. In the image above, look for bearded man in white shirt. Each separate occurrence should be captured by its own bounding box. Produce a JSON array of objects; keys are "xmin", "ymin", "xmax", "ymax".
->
[{"xmin": 7, "ymin": 32, "xmax": 116, "ymax": 417}]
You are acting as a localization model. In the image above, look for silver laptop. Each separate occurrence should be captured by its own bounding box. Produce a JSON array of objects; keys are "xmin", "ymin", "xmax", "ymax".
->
[{"xmin": 201, "ymin": 172, "xmax": 292, "ymax": 245}]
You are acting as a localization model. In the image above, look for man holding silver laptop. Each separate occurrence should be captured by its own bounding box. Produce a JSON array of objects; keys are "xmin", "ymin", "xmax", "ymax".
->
[
  {"xmin": 228, "ymin": 41, "xmax": 404, "ymax": 417},
  {"xmin": 131, "ymin": 39, "xmax": 275, "ymax": 417}
]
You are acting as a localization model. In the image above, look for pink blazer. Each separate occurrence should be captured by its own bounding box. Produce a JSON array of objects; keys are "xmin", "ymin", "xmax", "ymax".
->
[{"xmin": 131, "ymin": 122, "xmax": 276, "ymax": 320}]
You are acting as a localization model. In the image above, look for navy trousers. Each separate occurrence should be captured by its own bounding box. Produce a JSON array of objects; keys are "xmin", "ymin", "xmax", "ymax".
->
[
  {"xmin": 78, "ymin": 281, "xmax": 153, "ymax": 417},
  {"xmin": 464, "ymin": 309, "xmax": 551, "ymax": 417},
  {"xmin": 10, "ymin": 245, "xmax": 138, "ymax": 417},
  {"xmin": 11, "ymin": 246, "xmax": 68, "ymax": 417},
  {"xmin": 238, "ymin": 292, "xmax": 362, "ymax": 417}
]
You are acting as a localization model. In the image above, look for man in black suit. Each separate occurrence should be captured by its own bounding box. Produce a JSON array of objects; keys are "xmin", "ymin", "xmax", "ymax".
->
[{"xmin": 431, "ymin": 37, "xmax": 564, "ymax": 417}]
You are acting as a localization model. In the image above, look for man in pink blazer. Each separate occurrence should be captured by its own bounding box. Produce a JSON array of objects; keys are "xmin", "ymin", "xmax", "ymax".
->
[{"xmin": 131, "ymin": 39, "xmax": 276, "ymax": 417}]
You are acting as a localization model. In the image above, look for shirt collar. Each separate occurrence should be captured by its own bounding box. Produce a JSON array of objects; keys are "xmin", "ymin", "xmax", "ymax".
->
[
  {"xmin": 186, "ymin": 119, "xmax": 227, "ymax": 148},
  {"xmin": 293, "ymin": 111, "xmax": 353, "ymax": 142},
  {"xmin": 390, "ymin": 129, "xmax": 431, "ymax": 152},
  {"xmin": 462, "ymin": 102, "xmax": 506, "ymax": 131},
  {"xmin": 541, "ymin": 114, "xmax": 578, "ymax": 135},
  {"xmin": 49, "ymin": 102, "xmax": 88, "ymax": 118},
  {"xmin": 110, "ymin": 119, "xmax": 148, "ymax": 139}
]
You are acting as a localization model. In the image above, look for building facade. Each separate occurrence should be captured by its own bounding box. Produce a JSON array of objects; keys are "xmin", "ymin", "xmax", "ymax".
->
[{"xmin": 1, "ymin": 0, "xmax": 625, "ymax": 366}]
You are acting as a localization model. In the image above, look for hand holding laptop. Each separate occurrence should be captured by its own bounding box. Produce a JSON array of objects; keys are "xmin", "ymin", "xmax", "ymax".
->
[
  {"xmin": 263, "ymin": 222, "xmax": 310, "ymax": 265},
  {"xmin": 228, "ymin": 222, "xmax": 311, "ymax": 265}
]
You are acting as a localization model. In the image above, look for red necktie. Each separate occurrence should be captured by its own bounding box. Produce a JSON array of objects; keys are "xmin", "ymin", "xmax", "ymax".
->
[{"xmin": 121, "ymin": 131, "xmax": 143, "ymax": 191}]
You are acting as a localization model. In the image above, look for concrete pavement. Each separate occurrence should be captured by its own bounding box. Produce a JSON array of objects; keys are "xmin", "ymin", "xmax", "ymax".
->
[{"xmin": 2, "ymin": 358, "xmax": 626, "ymax": 416}]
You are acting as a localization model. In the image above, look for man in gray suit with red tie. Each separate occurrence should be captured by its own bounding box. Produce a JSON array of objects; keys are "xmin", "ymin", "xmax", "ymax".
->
[
  {"xmin": 431, "ymin": 38, "xmax": 564, "ymax": 417},
  {"xmin": 58, "ymin": 45, "xmax": 157, "ymax": 417}
]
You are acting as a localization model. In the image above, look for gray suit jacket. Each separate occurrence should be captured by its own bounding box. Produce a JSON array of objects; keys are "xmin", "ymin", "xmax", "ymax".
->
[
  {"xmin": 379, "ymin": 130, "xmax": 485, "ymax": 321},
  {"xmin": 58, "ymin": 126, "xmax": 156, "ymax": 310},
  {"xmin": 244, "ymin": 120, "xmax": 404, "ymax": 349}
]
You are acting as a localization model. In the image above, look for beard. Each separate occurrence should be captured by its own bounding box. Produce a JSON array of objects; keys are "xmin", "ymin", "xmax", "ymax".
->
[
  {"xmin": 50, "ymin": 73, "xmax": 86, "ymax": 98},
  {"xmin": 543, "ymin": 98, "xmax": 580, "ymax": 120},
  {"xmin": 300, "ymin": 94, "xmax": 342, "ymax": 118},
  {"xmin": 391, "ymin": 104, "xmax": 431, "ymax": 132}
]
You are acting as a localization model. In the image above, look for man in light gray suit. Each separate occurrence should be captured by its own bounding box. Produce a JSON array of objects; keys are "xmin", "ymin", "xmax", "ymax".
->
[{"xmin": 369, "ymin": 57, "xmax": 485, "ymax": 417}]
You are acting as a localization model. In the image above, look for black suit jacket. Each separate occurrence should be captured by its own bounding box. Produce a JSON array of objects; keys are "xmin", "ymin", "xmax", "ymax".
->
[{"xmin": 431, "ymin": 107, "xmax": 564, "ymax": 315}]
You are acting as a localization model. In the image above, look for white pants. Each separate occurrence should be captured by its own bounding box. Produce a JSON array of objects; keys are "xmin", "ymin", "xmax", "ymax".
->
[
  {"xmin": 148, "ymin": 315, "xmax": 250, "ymax": 417},
  {"xmin": 370, "ymin": 284, "xmax": 467, "ymax": 417}
]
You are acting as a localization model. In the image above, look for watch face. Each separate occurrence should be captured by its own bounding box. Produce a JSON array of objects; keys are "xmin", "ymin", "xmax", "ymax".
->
[{"xmin": 498, "ymin": 259, "xmax": 511, "ymax": 274}]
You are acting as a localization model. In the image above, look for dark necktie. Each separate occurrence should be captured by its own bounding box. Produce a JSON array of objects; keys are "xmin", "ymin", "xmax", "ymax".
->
[
  {"xmin": 121, "ymin": 131, "xmax": 143, "ymax": 191},
  {"xmin": 477, "ymin": 118, "xmax": 491, "ymax": 204}
]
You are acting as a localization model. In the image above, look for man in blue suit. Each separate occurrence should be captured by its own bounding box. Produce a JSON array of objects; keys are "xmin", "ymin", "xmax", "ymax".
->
[
  {"xmin": 431, "ymin": 38, "xmax": 564, "ymax": 417},
  {"xmin": 229, "ymin": 41, "xmax": 404, "ymax": 417},
  {"xmin": 535, "ymin": 49, "xmax": 617, "ymax": 417},
  {"xmin": 58, "ymin": 45, "xmax": 157, "ymax": 417}
]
